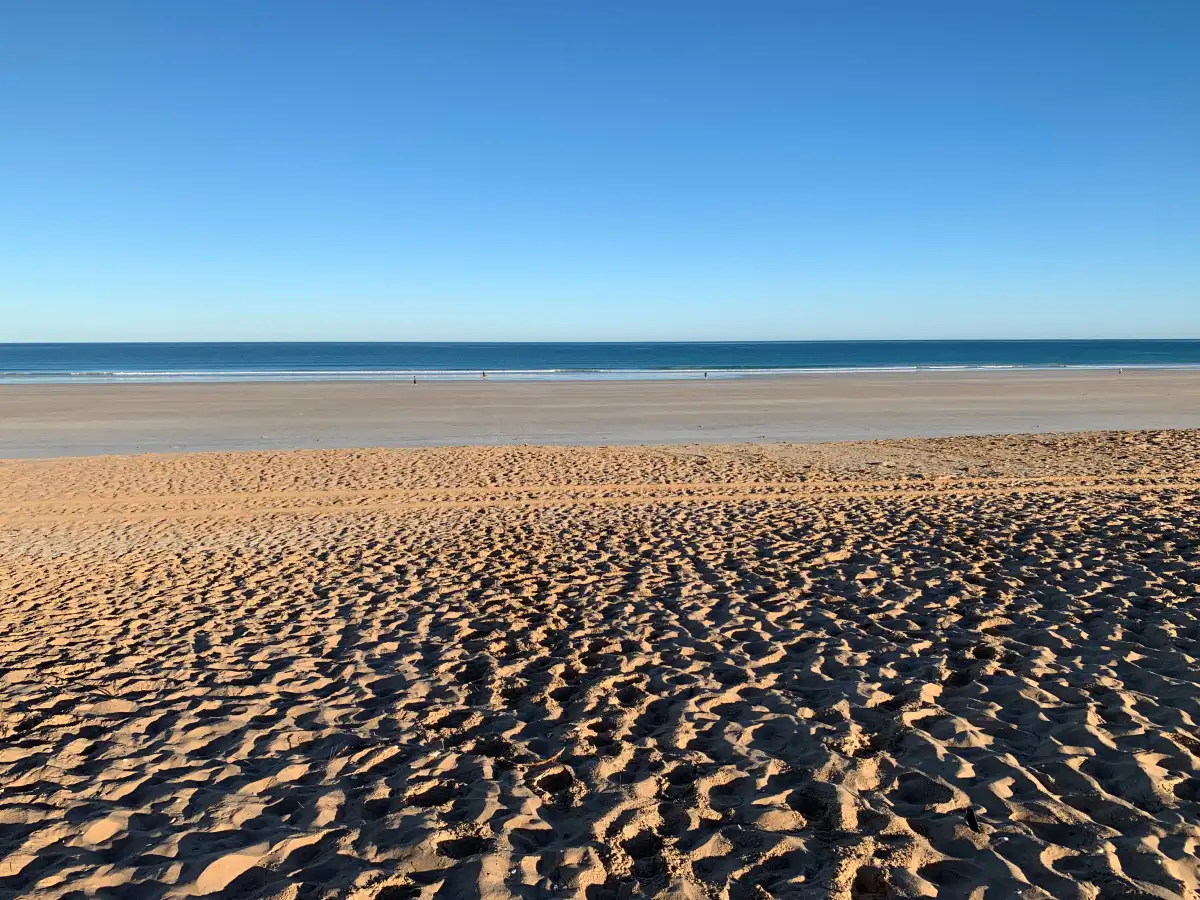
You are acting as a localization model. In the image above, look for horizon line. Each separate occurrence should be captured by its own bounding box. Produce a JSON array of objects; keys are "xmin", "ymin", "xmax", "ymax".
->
[{"xmin": 5, "ymin": 337, "xmax": 1200, "ymax": 346}]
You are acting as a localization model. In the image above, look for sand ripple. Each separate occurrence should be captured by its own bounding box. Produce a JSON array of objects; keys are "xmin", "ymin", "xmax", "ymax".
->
[{"xmin": 1, "ymin": 432, "xmax": 1199, "ymax": 898}]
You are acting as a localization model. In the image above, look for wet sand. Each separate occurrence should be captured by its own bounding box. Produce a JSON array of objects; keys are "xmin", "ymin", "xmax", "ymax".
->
[
  {"xmin": 2, "ymin": 431, "xmax": 1200, "ymax": 898},
  {"xmin": 3, "ymin": 368, "xmax": 1200, "ymax": 457}
]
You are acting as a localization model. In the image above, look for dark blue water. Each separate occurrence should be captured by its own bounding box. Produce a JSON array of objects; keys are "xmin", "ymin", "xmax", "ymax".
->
[{"xmin": 2, "ymin": 341, "xmax": 1199, "ymax": 383}]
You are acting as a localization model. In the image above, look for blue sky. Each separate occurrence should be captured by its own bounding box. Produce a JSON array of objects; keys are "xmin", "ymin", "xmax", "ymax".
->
[{"xmin": 3, "ymin": 1, "xmax": 1198, "ymax": 341}]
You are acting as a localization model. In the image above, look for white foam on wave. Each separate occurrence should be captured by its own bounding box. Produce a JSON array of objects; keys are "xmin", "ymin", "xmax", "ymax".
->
[{"xmin": 2, "ymin": 361, "xmax": 1200, "ymax": 384}]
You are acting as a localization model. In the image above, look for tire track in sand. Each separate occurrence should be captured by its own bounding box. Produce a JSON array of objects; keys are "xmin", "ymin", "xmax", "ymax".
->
[{"xmin": 1, "ymin": 471, "xmax": 1198, "ymax": 524}]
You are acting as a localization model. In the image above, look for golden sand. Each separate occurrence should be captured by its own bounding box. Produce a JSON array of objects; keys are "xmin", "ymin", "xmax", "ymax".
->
[{"xmin": 2, "ymin": 431, "xmax": 1199, "ymax": 899}]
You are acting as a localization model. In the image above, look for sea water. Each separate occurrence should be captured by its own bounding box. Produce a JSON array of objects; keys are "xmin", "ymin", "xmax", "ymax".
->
[{"xmin": 2, "ymin": 340, "xmax": 1199, "ymax": 383}]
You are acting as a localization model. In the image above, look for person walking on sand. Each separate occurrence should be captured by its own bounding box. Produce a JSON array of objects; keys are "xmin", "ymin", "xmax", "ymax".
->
[{"xmin": 482, "ymin": 370, "xmax": 487, "ymax": 380}]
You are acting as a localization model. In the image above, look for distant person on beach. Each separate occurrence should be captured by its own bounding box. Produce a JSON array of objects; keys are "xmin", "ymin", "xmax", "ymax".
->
[{"xmin": 482, "ymin": 371, "xmax": 487, "ymax": 380}]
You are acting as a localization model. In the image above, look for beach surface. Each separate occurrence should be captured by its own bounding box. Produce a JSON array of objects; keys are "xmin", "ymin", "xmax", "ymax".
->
[
  {"xmin": 2, "ymin": 431, "xmax": 1200, "ymax": 898},
  {"xmin": 3, "ymin": 369, "xmax": 1200, "ymax": 457}
]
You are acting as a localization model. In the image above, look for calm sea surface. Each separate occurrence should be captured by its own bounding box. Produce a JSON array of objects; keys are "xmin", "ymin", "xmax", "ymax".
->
[{"xmin": 2, "ymin": 341, "xmax": 1199, "ymax": 383}]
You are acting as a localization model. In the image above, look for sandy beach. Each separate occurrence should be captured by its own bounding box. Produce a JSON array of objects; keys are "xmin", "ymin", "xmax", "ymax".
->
[
  {"xmin": 2, "ymin": 430, "xmax": 1199, "ymax": 898},
  {"xmin": 3, "ymin": 369, "xmax": 1200, "ymax": 457}
]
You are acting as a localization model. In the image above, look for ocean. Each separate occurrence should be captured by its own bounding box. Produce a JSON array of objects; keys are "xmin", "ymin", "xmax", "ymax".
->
[{"xmin": 2, "ymin": 340, "xmax": 1199, "ymax": 383}]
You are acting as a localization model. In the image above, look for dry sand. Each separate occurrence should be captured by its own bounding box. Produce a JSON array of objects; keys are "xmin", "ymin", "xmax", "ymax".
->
[
  {"xmin": 4, "ymin": 368, "xmax": 1200, "ymax": 457},
  {"xmin": 2, "ymin": 430, "xmax": 1200, "ymax": 898}
]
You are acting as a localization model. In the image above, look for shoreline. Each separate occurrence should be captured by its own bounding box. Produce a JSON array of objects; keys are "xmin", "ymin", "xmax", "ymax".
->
[
  {"xmin": 3, "ymin": 368, "xmax": 1200, "ymax": 458},
  {"xmin": 4, "ymin": 362, "xmax": 1200, "ymax": 385}
]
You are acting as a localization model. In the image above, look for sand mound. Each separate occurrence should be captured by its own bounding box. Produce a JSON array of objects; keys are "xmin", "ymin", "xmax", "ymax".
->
[{"xmin": 1, "ymin": 431, "xmax": 1199, "ymax": 898}]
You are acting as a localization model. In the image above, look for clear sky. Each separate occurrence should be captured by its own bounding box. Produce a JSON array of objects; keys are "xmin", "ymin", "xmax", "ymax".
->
[{"xmin": 3, "ymin": 1, "xmax": 1198, "ymax": 342}]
